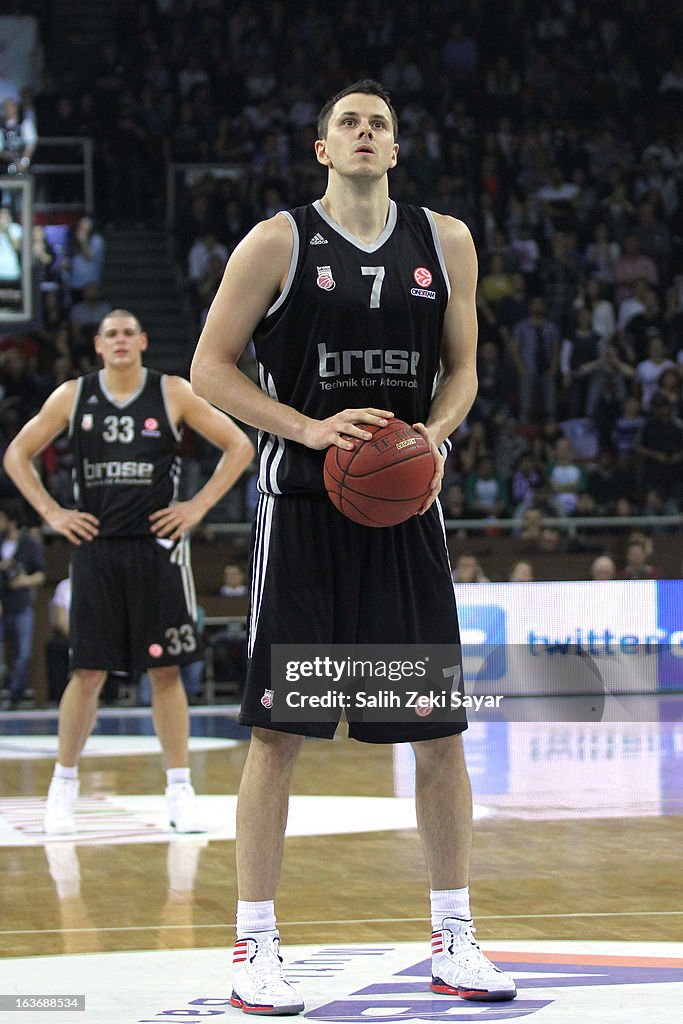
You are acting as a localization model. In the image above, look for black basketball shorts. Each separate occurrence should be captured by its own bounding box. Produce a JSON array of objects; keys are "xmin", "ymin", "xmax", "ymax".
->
[
  {"xmin": 239, "ymin": 493, "xmax": 466, "ymax": 743},
  {"xmin": 70, "ymin": 536, "xmax": 200, "ymax": 672}
]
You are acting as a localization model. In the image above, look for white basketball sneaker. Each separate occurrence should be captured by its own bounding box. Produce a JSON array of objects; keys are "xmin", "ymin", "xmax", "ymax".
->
[
  {"xmin": 43, "ymin": 776, "xmax": 79, "ymax": 834},
  {"xmin": 431, "ymin": 918, "xmax": 517, "ymax": 1001},
  {"xmin": 165, "ymin": 782, "xmax": 203, "ymax": 833},
  {"xmin": 230, "ymin": 931, "xmax": 304, "ymax": 1015}
]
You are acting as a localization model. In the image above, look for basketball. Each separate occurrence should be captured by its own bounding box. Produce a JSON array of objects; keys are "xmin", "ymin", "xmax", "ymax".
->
[{"xmin": 324, "ymin": 419, "xmax": 435, "ymax": 527}]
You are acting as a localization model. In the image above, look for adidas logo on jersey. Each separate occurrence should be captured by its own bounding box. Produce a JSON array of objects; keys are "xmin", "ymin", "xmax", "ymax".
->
[
  {"xmin": 309, "ymin": 233, "xmax": 328, "ymax": 245},
  {"xmin": 87, "ymin": 394, "xmax": 98, "ymax": 404}
]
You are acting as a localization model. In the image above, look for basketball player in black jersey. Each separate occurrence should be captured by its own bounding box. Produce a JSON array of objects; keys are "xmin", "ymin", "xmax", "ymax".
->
[
  {"xmin": 4, "ymin": 310, "xmax": 253, "ymax": 834},
  {"xmin": 192, "ymin": 81, "xmax": 516, "ymax": 1011}
]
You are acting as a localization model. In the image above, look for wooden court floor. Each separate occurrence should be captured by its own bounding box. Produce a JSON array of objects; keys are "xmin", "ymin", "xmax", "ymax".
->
[{"xmin": 1, "ymin": 718, "xmax": 682, "ymax": 962}]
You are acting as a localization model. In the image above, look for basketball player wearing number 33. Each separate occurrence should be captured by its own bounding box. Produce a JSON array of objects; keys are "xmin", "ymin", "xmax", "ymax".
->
[
  {"xmin": 3, "ymin": 311, "xmax": 254, "ymax": 835},
  {"xmin": 191, "ymin": 80, "xmax": 517, "ymax": 1012}
]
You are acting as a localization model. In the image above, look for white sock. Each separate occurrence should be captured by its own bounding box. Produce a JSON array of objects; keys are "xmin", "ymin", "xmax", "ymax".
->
[
  {"xmin": 430, "ymin": 887, "xmax": 471, "ymax": 931},
  {"xmin": 236, "ymin": 899, "xmax": 277, "ymax": 937},
  {"xmin": 54, "ymin": 763, "xmax": 78, "ymax": 780},
  {"xmin": 166, "ymin": 767, "xmax": 191, "ymax": 786}
]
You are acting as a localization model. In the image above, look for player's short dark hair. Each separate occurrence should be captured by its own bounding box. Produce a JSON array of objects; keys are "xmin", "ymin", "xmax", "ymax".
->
[
  {"xmin": 97, "ymin": 309, "xmax": 143, "ymax": 336},
  {"xmin": 317, "ymin": 79, "xmax": 398, "ymax": 139}
]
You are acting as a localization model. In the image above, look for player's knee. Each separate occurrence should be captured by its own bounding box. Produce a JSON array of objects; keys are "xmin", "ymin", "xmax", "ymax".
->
[
  {"xmin": 148, "ymin": 665, "xmax": 182, "ymax": 689},
  {"xmin": 251, "ymin": 727, "xmax": 304, "ymax": 767},
  {"xmin": 73, "ymin": 669, "xmax": 107, "ymax": 697},
  {"xmin": 411, "ymin": 733, "xmax": 464, "ymax": 768}
]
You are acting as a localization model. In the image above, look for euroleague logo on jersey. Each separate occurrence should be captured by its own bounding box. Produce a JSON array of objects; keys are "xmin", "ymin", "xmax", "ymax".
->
[
  {"xmin": 141, "ymin": 417, "xmax": 161, "ymax": 438},
  {"xmin": 411, "ymin": 266, "xmax": 436, "ymax": 300}
]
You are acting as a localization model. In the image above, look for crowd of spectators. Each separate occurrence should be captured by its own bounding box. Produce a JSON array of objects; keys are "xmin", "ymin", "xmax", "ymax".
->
[{"xmin": 2, "ymin": 0, "xmax": 683, "ymax": 532}]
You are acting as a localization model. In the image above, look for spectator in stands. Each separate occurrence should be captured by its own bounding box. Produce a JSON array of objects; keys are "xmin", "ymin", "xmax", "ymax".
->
[
  {"xmin": 510, "ymin": 453, "xmax": 543, "ymax": 515},
  {"xmin": 456, "ymin": 420, "xmax": 491, "ymax": 477},
  {"xmin": 613, "ymin": 395, "xmax": 646, "ymax": 462},
  {"xmin": 547, "ymin": 437, "xmax": 586, "ymax": 516},
  {"xmin": 636, "ymin": 391, "xmax": 683, "ymax": 508},
  {"xmin": 0, "ymin": 499, "xmax": 46, "ymax": 709},
  {"xmin": 31, "ymin": 224, "xmax": 59, "ymax": 290},
  {"xmin": 452, "ymin": 553, "xmax": 490, "ymax": 584},
  {"xmin": 62, "ymin": 217, "xmax": 106, "ymax": 301},
  {"xmin": 584, "ymin": 221, "xmax": 620, "ymax": 286},
  {"xmin": 220, "ymin": 563, "xmax": 247, "ymax": 598},
  {"xmin": 508, "ymin": 559, "xmax": 534, "ymax": 582},
  {"xmin": 494, "ymin": 418, "xmax": 528, "ymax": 481},
  {"xmin": 479, "ymin": 253, "xmax": 513, "ymax": 309},
  {"xmin": 634, "ymin": 201, "xmax": 672, "ymax": 275},
  {"xmin": 540, "ymin": 232, "xmax": 582, "ymax": 332},
  {"xmin": 620, "ymin": 538, "xmax": 660, "ymax": 580},
  {"xmin": 656, "ymin": 367, "xmax": 682, "ymax": 416},
  {"xmin": 473, "ymin": 340, "xmax": 508, "ymax": 420},
  {"xmin": 614, "ymin": 234, "xmax": 659, "ymax": 307},
  {"xmin": 623, "ymin": 286, "xmax": 666, "ymax": 364},
  {"xmin": 515, "ymin": 505, "xmax": 544, "ymax": 546},
  {"xmin": 465, "ymin": 454, "xmax": 508, "ymax": 519},
  {"xmin": 590, "ymin": 555, "xmax": 617, "ymax": 581},
  {"xmin": 511, "ymin": 297, "xmax": 560, "ymax": 423},
  {"xmin": 0, "ymin": 97, "xmax": 36, "ymax": 176},
  {"xmin": 585, "ymin": 449, "xmax": 636, "ymax": 515},
  {"xmin": 0, "ymin": 345, "xmax": 52, "ymax": 424},
  {"xmin": 635, "ymin": 336, "xmax": 676, "ymax": 411},
  {"xmin": 188, "ymin": 231, "xmax": 229, "ymax": 289},
  {"xmin": 68, "ymin": 283, "xmax": 112, "ymax": 349},
  {"xmin": 46, "ymin": 577, "xmax": 71, "ymax": 704},
  {"xmin": 585, "ymin": 345, "xmax": 634, "ymax": 448},
  {"xmin": 0, "ymin": 205, "xmax": 22, "ymax": 287},
  {"xmin": 561, "ymin": 307, "xmax": 602, "ymax": 418}
]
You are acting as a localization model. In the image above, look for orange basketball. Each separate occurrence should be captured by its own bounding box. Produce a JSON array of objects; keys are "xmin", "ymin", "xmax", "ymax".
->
[{"xmin": 324, "ymin": 419, "xmax": 434, "ymax": 527}]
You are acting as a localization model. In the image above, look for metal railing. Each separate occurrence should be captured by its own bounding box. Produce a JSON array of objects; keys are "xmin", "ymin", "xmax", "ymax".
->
[
  {"xmin": 31, "ymin": 136, "xmax": 94, "ymax": 213},
  {"xmin": 201, "ymin": 513, "xmax": 682, "ymax": 539}
]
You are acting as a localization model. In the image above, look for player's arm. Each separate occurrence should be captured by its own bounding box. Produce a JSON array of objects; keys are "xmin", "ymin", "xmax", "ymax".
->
[
  {"xmin": 190, "ymin": 215, "xmax": 392, "ymax": 452},
  {"xmin": 414, "ymin": 214, "xmax": 478, "ymax": 513},
  {"xmin": 2, "ymin": 381, "xmax": 100, "ymax": 544},
  {"xmin": 149, "ymin": 376, "xmax": 255, "ymax": 540}
]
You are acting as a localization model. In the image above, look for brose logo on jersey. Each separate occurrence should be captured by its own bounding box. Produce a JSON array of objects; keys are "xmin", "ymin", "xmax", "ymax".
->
[
  {"xmin": 83, "ymin": 458, "xmax": 154, "ymax": 486},
  {"xmin": 318, "ymin": 342, "xmax": 420, "ymax": 378}
]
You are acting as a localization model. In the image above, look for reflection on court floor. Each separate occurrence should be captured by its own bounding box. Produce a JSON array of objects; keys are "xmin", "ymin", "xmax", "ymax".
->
[{"xmin": 0, "ymin": 698, "xmax": 681, "ymax": 1023}]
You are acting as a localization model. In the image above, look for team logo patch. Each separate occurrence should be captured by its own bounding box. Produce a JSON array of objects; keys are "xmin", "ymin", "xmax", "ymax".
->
[
  {"xmin": 81, "ymin": 414, "xmax": 94, "ymax": 430},
  {"xmin": 316, "ymin": 266, "xmax": 336, "ymax": 291},
  {"xmin": 414, "ymin": 695, "xmax": 433, "ymax": 717},
  {"xmin": 413, "ymin": 266, "xmax": 433, "ymax": 287},
  {"xmin": 261, "ymin": 689, "xmax": 274, "ymax": 709},
  {"xmin": 148, "ymin": 643, "xmax": 163, "ymax": 658},
  {"xmin": 142, "ymin": 416, "xmax": 161, "ymax": 438}
]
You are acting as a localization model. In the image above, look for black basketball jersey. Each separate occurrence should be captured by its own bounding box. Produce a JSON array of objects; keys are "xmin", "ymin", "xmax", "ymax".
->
[
  {"xmin": 70, "ymin": 368, "xmax": 182, "ymax": 537},
  {"xmin": 252, "ymin": 200, "xmax": 451, "ymax": 495}
]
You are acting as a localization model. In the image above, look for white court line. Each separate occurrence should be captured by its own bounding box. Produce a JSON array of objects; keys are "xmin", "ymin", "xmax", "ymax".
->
[{"xmin": 3, "ymin": 908, "xmax": 683, "ymax": 938}]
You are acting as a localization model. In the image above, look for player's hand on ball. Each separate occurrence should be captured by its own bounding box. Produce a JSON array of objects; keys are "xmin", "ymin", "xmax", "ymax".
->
[
  {"xmin": 47, "ymin": 507, "xmax": 99, "ymax": 545},
  {"xmin": 412, "ymin": 422, "xmax": 444, "ymax": 514},
  {"xmin": 304, "ymin": 408, "xmax": 394, "ymax": 451}
]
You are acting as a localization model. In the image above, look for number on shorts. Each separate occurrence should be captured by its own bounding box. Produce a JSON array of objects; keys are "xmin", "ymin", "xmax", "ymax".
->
[{"xmin": 165, "ymin": 624, "xmax": 197, "ymax": 656}]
